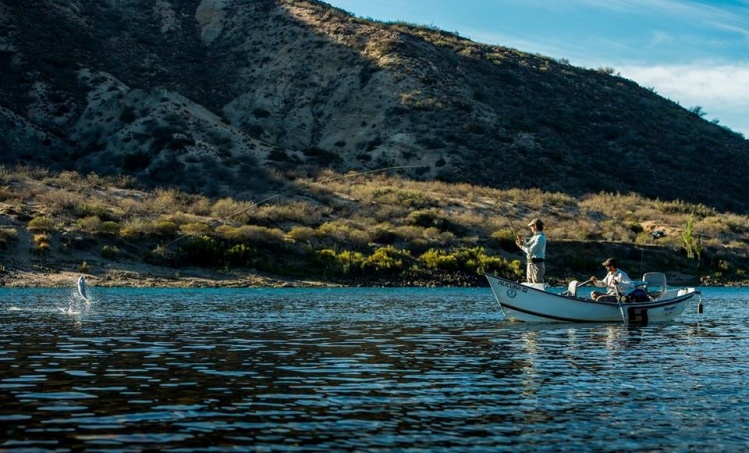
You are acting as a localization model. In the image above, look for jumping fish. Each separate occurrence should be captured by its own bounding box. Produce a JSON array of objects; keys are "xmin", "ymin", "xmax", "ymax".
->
[{"xmin": 77, "ymin": 275, "xmax": 89, "ymax": 301}]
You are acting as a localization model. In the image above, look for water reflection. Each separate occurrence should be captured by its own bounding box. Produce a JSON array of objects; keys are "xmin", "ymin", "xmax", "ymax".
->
[{"xmin": 0, "ymin": 287, "xmax": 747, "ymax": 451}]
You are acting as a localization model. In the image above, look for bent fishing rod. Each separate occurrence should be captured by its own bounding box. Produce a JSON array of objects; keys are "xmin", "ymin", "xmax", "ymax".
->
[
  {"xmin": 452, "ymin": 168, "xmax": 520, "ymax": 239},
  {"xmin": 161, "ymin": 164, "xmax": 431, "ymax": 249}
]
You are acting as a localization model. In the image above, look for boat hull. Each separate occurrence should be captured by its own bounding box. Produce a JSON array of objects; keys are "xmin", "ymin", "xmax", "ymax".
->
[{"xmin": 485, "ymin": 273, "xmax": 698, "ymax": 323}]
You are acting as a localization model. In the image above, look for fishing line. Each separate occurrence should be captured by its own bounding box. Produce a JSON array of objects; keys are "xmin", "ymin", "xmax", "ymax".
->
[
  {"xmin": 161, "ymin": 164, "xmax": 431, "ymax": 249},
  {"xmin": 452, "ymin": 168, "xmax": 519, "ymax": 238}
]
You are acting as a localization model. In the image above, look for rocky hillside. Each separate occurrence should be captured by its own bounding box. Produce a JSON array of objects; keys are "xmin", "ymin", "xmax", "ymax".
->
[{"xmin": 1, "ymin": 0, "xmax": 748, "ymax": 212}]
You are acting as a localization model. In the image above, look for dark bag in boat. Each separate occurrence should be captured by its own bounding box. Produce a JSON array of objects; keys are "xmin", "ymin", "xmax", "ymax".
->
[{"xmin": 626, "ymin": 288, "xmax": 650, "ymax": 303}]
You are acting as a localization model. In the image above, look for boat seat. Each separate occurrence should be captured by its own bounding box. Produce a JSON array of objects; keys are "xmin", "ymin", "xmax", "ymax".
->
[
  {"xmin": 642, "ymin": 272, "xmax": 667, "ymax": 298},
  {"xmin": 564, "ymin": 280, "xmax": 579, "ymax": 297}
]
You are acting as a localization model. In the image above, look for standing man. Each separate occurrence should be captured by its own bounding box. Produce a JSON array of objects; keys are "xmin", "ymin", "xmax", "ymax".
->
[{"xmin": 515, "ymin": 218, "xmax": 546, "ymax": 283}]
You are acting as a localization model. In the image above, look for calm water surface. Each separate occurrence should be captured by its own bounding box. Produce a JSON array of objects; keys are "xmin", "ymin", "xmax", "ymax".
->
[{"xmin": 1, "ymin": 286, "xmax": 748, "ymax": 451}]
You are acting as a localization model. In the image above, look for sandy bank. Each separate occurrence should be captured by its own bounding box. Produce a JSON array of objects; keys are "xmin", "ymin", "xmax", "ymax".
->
[{"xmin": 0, "ymin": 266, "xmax": 334, "ymax": 289}]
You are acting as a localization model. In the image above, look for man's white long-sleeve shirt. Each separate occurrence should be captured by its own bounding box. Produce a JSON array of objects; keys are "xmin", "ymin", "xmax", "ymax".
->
[
  {"xmin": 520, "ymin": 232, "xmax": 546, "ymax": 260},
  {"xmin": 594, "ymin": 269, "xmax": 634, "ymax": 294}
]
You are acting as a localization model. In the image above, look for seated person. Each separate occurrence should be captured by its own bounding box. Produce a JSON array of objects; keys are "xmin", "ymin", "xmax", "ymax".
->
[{"xmin": 590, "ymin": 258, "xmax": 634, "ymax": 301}]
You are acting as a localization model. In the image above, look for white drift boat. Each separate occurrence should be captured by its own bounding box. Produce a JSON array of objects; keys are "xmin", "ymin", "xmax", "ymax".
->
[{"xmin": 486, "ymin": 272, "xmax": 702, "ymax": 324}]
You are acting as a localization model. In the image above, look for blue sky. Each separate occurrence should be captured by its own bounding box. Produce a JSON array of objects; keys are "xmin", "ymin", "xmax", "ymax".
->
[{"xmin": 324, "ymin": 0, "xmax": 749, "ymax": 138}]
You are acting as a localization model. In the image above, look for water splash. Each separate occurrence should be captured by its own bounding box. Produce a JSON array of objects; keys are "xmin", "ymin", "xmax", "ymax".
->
[{"xmin": 58, "ymin": 277, "xmax": 93, "ymax": 316}]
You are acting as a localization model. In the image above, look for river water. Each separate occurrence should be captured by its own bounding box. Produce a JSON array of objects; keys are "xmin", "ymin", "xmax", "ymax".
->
[{"xmin": 1, "ymin": 286, "xmax": 747, "ymax": 451}]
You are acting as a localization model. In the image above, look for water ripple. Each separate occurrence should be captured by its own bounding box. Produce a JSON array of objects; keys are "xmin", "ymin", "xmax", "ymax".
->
[{"xmin": 0, "ymin": 287, "xmax": 747, "ymax": 451}]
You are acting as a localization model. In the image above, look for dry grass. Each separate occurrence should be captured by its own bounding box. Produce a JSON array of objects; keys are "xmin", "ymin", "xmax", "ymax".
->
[
  {"xmin": 210, "ymin": 198, "xmax": 255, "ymax": 224},
  {"xmin": 2, "ymin": 165, "xmax": 748, "ymax": 283}
]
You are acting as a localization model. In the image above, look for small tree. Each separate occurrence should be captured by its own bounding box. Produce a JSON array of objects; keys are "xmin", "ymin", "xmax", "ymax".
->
[
  {"xmin": 682, "ymin": 216, "xmax": 702, "ymax": 264},
  {"xmin": 688, "ymin": 106, "xmax": 707, "ymax": 118}
]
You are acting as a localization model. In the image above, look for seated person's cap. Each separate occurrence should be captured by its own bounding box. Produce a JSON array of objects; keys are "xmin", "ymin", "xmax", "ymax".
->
[{"xmin": 602, "ymin": 258, "xmax": 617, "ymax": 267}]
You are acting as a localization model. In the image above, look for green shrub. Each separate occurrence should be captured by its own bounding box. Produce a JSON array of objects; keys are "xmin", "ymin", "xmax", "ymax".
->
[
  {"xmin": 508, "ymin": 259, "xmax": 524, "ymax": 278},
  {"xmin": 148, "ymin": 188, "xmax": 189, "ymax": 214},
  {"xmin": 338, "ymin": 250, "xmax": 366, "ymax": 274},
  {"xmin": 101, "ymin": 221, "xmax": 120, "ymax": 235},
  {"xmin": 121, "ymin": 218, "xmax": 178, "ymax": 238},
  {"xmin": 490, "ymin": 228, "xmax": 516, "ymax": 249},
  {"xmin": 32, "ymin": 233, "xmax": 51, "ymax": 255},
  {"xmin": 316, "ymin": 248, "xmax": 342, "ymax": 275},
  {"xmin": 478, "ymin": 254, "xmax": 511, "ymax": 276},
  {"xmin": 421, "ymin": 227, "xmax": 456, "ymax": 247},
  {"xmin": 0, "ymin": 227, "xmax": 18, "ymax": 249},
  {"xmin": 370, "ymin": 224, "xmax": 398, "ymax": 244},
  {"xmin": 120, "ymin": 218, "xmax": 152, "ymax": 239},
  {"xmin": 452, "ymin": 246, "xmax": 506, "ymax": 275},
  {"xmin": 656, "ymin": 200, "xmax": 715, "ymax": 218},
  {"xmin": 77, "ymin": 215, "xmax": 102, "ymax": 232},
  {"xmin": 364, "ymin": 246, "xmax": 410, "ymax": 274},
  {"xmin": 28, "ymin": 217, "xmax": 57, "ymax": 232},
  {"xmin": 420, "ymin": 248, "xmax": 458, "ymax": 270},
  {"xmin": 75, "ymin": 202, "xmax": 111, "ymax": 220},
  {"xmin": 0, "ymin": 186, "xmax": 21, "ymax": 202},
  {"xmin": 226, "ymin": 243, "xmax": 254, "ymax": 267},
  {"xmin": 392, "ymin": 225, "xmax": 424, "ymax": 242},
  {"xmin": 288, "ymin": 226, "xmax": 316, "ymax": 243},
  {"xmin": 215, "ymin": 224, "xmax": 239, "ymax": 240},
  {"xmin": 406, "ymin": 209, "xmax": 444, "ymax": 228},
  {"xmin": 211, "ymin": 198, "xmax": 253, "ymax": 223},
  {"xmin": 243, "ymin": 226, "xmax": 286, "ymax": 246},
  {"xmin": 180, "ymin": 235, "xmax": 222, "ymax": 267},
  {"xmin": 256, "ymin": 201, "xmax": 325, "ymax": 225},
  {"xmin": 101, "ymin": 245, "xmax": 120, "ymax": 259},
  {"xmin": 371, "ymin": 188, "xmax": 433, "ymax": 208},
  {"xmin": 317, "ymin": 221, "xmax": 371, "ymax": 248},
  {"xmin": 313, "ymin": 248, "xmax": 366, "ymax": 276},
  {"xmin": 154, "ymin": 220, "xmax": 178, "ymax": 237},
  {"xmin": 179, "ymin": 222, "xmax": 211, "ymax": 237},
  {"xmin": 217, "ymin": 225, "xmax": 286, "ymax": 246}
]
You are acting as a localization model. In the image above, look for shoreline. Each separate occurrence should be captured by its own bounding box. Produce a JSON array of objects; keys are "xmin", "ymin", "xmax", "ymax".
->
[
  {"xmin": 0, "ymin": 267, "xmax": 336, "ymax": 289},
  {"xmin": 1, "ymin": 266, "xmax": 746, "ymax": 289}
]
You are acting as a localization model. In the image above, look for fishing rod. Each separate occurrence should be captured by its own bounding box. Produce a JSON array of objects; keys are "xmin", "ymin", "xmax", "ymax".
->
[
  {"xmin": 161, "ymin": 164, "xmax": 431, "ymax": 249},
  {"xmin": 452, "ymin": 168, "xmax": 520, "ymax": 239}
]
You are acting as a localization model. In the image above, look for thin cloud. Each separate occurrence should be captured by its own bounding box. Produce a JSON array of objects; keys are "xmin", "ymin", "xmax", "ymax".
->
[
  {"xmin": 620, "ymin": 64, "xmax": 749, "ymax": 106},
  {"xmin": 577, "ymin": 0, "xmax": 749, "ymax": 37},
  {"xmin": 620, "ymin": 63, "xmax": 749, "ymax": 135}
]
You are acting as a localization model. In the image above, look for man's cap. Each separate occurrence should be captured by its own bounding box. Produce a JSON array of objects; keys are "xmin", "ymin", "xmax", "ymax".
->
[
  {"xmin": 527, "ymin": 218, "xmax": 543, "ymax": 227},
  {"xmin": 602, "ymin": 258, "xmax": 617, "ymax": 267}
]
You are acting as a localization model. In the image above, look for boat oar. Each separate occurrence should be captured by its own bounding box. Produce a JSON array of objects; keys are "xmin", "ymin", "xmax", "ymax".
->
[{"xmin": 614, "ymin": 284, "xmax": 628, "ymax": 326}]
